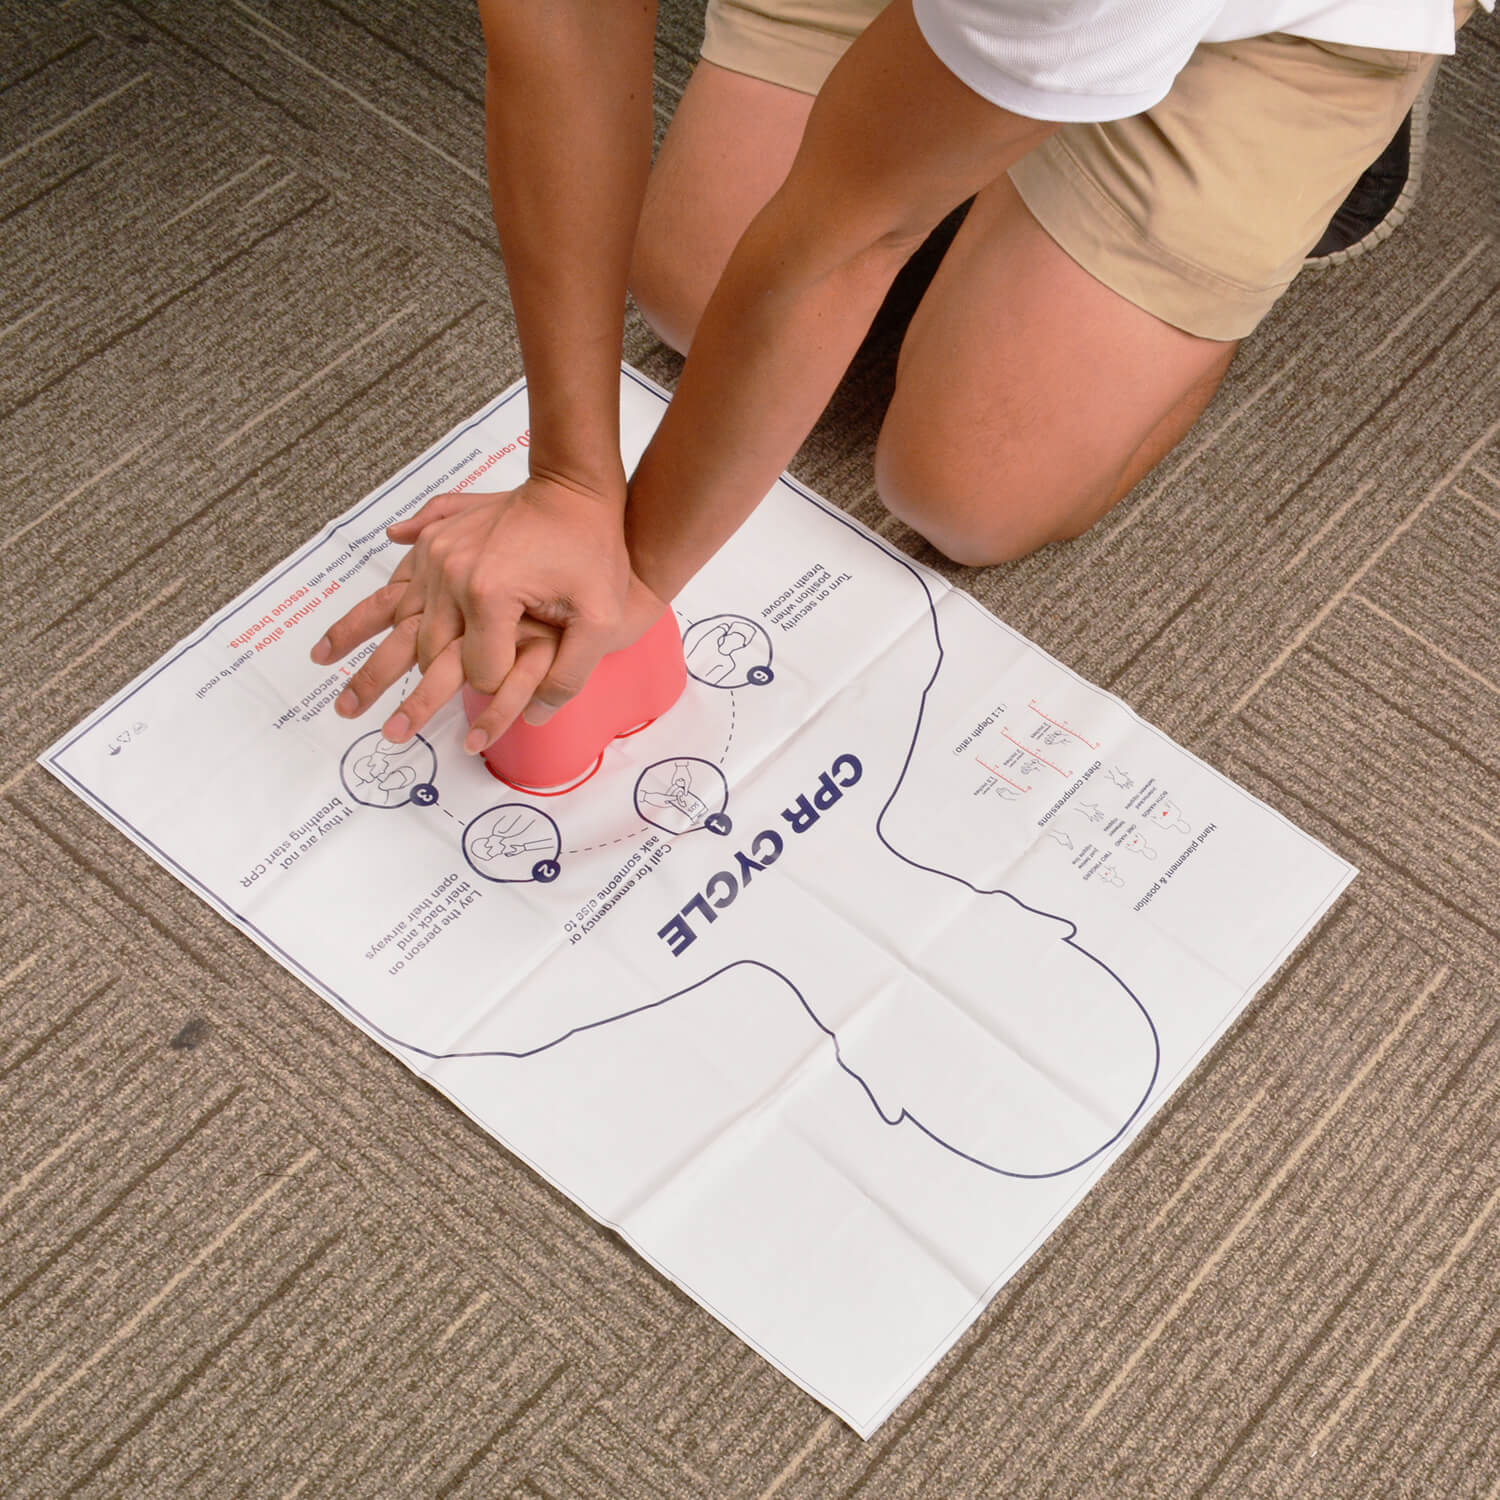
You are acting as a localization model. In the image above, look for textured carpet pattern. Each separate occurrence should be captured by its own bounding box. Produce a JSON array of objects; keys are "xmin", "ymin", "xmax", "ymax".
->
[{"xmin": 2, "ymin": 2, "xmax": 1497, "ymax": 1495}]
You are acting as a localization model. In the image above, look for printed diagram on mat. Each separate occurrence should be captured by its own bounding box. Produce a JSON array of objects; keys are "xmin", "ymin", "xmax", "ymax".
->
[
  {"xmin": 682, "ymin": 614, "xmax": 774, "ymax": 688},
  {"xmin": 339, "ymin": 731, "xmax": 437, "ymax": 808},
  {"xmin": 325, "ymin": 582, "xmax": 1167, "ymax": 1183},
  {"xmin": 44, "ymin": 367, "xmax": 1354, "ymax": 1437}
]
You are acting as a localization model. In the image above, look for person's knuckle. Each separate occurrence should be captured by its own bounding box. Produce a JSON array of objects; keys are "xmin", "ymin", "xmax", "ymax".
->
[
  {"xmin": 581, "ymin": 582, "xmax": 620, "ymax": 619},
  {"xmin": 474, "ymin": 578, "xmax": 517, "ymax": 623},
  {"xmin": 462, "ymin": 630, "xmax": 500, "ymax": 667},
  {"xmin": 467, "ymin": 663, "xmax": 505, "ymax": 697},
  {"xmin": 471, "ymin": 553, "xmax": 507, "ymax": 590}
]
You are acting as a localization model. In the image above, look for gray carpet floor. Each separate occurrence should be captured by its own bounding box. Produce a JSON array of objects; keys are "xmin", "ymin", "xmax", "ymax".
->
[{"xmin": 2, "ymin": 2, "xmax": 1498, "ymax": 1495}]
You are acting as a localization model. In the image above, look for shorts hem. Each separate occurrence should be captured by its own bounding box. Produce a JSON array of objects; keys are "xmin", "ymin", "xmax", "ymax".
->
[
  {"xmin": 701, "ymin": 4, "xmax": 850, "ymax": 96},
  {"xmin": 1009, "ymin": 137, "xmax": 1288, "ymax": 341}
]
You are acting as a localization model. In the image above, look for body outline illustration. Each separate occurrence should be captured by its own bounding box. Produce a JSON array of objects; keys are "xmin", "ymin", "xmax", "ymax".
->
[
  {"xmin": 51, "ymin": 376, "xmax": 1169, "ymax": 1188},
  {"xmin": 319, "ymin": 478, "xmax": 1163, "ymax": 1184}
]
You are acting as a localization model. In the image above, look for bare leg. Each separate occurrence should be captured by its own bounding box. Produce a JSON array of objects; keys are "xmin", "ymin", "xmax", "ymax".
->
[
  {"xmin": 630, "ymin": 61, "xmax": 814, "ymax": 352},
  {"xmin": 876, "ymin": 174, "xmax": 1239, "ymax": 566},
  {"xmin": 633, "ymin": 67, "xmax": 1238, "ymax": 565}
]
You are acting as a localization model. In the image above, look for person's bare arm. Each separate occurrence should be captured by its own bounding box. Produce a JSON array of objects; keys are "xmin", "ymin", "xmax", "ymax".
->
[
  {"xmin": 317, "ymin": 0, "xmax": 661, "ymax": 748},
  {"xmin": 478, "ymin": 0, "xmax": 655, "ymax": 497},
  {"xmin": 625, "ymin": 0, "xmax": 1055, "ymax": 598}
]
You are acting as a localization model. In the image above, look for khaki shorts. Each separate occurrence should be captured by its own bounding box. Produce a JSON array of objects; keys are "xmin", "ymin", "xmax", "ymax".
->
[{"xmin": 701, "ymin": 1, "xmax": 1474, "ymax": 339}]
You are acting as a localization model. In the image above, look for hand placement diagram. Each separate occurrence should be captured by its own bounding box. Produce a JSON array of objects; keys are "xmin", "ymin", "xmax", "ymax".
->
[
  {"xmin": 340, "ymin": 732, "xmax": 437, "ymax": 809},
  {"xmin": 681, "ymin": 615, "xmax": 774, "ymax": 689},
  {"xmin": 686, "ymin": 622, "xmax": 753, "ymax": 683}
]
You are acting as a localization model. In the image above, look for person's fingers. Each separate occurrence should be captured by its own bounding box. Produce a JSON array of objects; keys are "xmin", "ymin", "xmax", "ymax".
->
[
  {"xmin": 386, "ymin": 491, "xmax": 469, "ymax": 544},
  {"xmin": 463, "ymin": 636, "xmax": 555, "ymax": 754},
  {"xmin": 333, "ymin": 613, "xmax": 421, "ymax": 719},
  {"xmin": 460, "ymin": 612, "xmax": 522, "ymax": 702},
  {"xmin": 415, "ymin": 593, "xmax": 464, "ymax": 673},
  {"xmin": 411, "ymin": 508, "xmax": 506, "ymax": 670},
  {"xmin": 380, "ymin": 638, "xmax": 465, "ymax": 742},
  {"xmin": 512, "ymin": 614, "xmax": 563, "ymax": 653},
  {"xmin": 520, "ymin": 617, "xmax": 609, "ymax": 727},
  {"xmin": 309, "ymin": 545, "xmax": 421, "ymax": 664},
  {"xmin": 309, "ymin": 579, "xmax": 407, "ymax": 664}
]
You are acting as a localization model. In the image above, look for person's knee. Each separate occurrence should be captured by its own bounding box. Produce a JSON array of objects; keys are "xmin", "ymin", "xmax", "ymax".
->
[
  {"xmin": 629, "ymin": 199, "xmax": 713, "ymax": 355},
  {"xmin": 874, "ymin": 403, "xmax": 1101, "ymax": 567}
]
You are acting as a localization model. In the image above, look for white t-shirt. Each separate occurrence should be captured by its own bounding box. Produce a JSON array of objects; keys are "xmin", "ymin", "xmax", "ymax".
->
[{"xmin": 912, "ymin": 0, "xmax": 1487, "ymax": 122}]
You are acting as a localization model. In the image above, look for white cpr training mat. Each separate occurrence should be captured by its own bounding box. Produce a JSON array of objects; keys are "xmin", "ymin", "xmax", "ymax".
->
[{"xmin": 44, "ymin": 367, "xmax": 1355, "ymax": 1437}]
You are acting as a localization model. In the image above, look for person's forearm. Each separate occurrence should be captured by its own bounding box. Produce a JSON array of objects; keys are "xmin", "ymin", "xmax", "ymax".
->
[
  {"xmin": 478, "ymin": 0, "xmax": 656, "ymax": 498},
  {"xmin": 624, "ymin": 211, "xmax": 913, "ymax": 599}
]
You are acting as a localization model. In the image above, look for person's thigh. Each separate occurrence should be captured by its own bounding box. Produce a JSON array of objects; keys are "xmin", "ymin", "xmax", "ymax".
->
[
  {"xmin": 633, "ymin": 0, "xmax": 887, "ymax": 349},
  {"xmin": 878, "ymin": 24, "xmax": 1438, "ymax": 568},
  {"xmin": 876, "ymin": 174, "xmax": 1238, "ymax": 566},
  {"xmin": 630, "ymin": 61, "xmax": 814, "ymax": 353}
]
